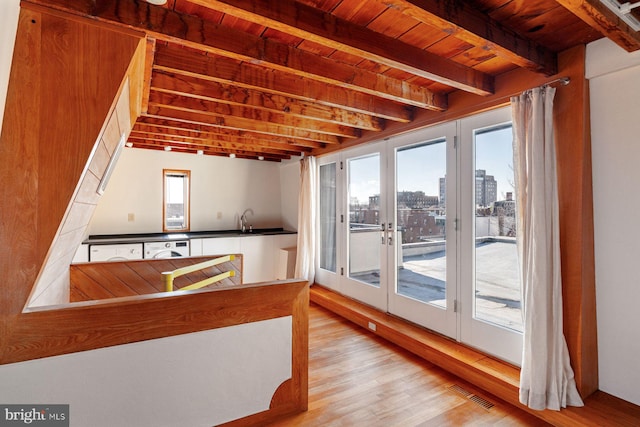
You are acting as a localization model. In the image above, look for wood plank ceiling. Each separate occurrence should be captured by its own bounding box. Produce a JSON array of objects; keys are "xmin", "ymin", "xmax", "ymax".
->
[{"xmin": 27, "ymin": 0, "xmax": 640, "ymax": 161}]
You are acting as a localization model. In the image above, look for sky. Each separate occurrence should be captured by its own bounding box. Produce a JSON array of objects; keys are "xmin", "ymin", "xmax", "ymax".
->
[{"xmin": 348, "ymin": 125, "xmax": 515, "ymax": 205}]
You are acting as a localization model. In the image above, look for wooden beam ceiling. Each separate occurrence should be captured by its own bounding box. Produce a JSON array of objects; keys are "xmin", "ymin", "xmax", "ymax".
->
[{"xmin": 24, "ymin": 0, "xmax": 628, "ymax": 161}]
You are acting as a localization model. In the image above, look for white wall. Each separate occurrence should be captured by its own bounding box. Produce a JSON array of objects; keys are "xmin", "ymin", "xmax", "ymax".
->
[
  {"xmin": 587, "ymin": 37, "xmax": 640, "ymax": 406},
  {"xmin": 0, "ymin": 0, "xmax": 20, "ymax": 133},
  {"xmin": 89, "ymin": 148, "xmax": 299, "ymax": 235},
  {"xmin": 0, "ymin": 316, "xmax": 292, "ymax": 427}
]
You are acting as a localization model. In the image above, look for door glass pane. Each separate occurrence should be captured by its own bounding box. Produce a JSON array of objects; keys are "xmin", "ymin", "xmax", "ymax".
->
[
  {"xmin": 474, "ymin": 125, "xmax": 522, "ymax": 332},
  {"xmin": 319, "ymin": 163, "xmax": 337, "ymax": 272},
  {"xmin": 348, "ymin": 154, "xmax": 381, "ymax": 287},
  {"xmin": 396, "ymin": 140, "xmax": 447, "ymax": 308}
]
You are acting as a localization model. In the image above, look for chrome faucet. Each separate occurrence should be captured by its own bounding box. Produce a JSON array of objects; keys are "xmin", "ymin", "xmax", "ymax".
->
[{"xmin": 240, "ymin": 208, "xmax": 254, "ymax": 233}]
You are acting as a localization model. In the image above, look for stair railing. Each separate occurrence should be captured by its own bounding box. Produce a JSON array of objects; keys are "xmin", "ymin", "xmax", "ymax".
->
[{"xmin": 162, "ymin": 254, "xmax": 236, "ymax": 292}]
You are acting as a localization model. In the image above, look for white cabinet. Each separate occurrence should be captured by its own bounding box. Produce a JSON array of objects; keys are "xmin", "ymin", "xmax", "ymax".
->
[
  {"xmin": 197, "ymin": 234, "xmax": 297, "ymax": 284},
  {"xmin": 201, "ymin": 237, "xmax": 242, "ymax": 256},
  {"xmin": 189, "ymin": 238, "xmax": 203, "ymax": 256},
  {"xmin": 241, "ymin": 235, "xmax": 274, "ymax": 284}
]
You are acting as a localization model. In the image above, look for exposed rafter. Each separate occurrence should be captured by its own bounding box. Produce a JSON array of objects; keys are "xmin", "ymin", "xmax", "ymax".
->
[
  {"xmin": 188, "ymin": 0, "xmax": 496, "ymax": 94},
  {"xmin": 556, "ymin": 0, "xmax": 640, "ymax": 52},
  {"xmin": 150, "ymin": 72, "xmax": 385, "ymax": 131},
  {"xmin": 373, "ymin": 0, "xmax": 558, "ymax": 75},
  {"xmin": 152, "ymin": 44, "xmax": 414, "ymax": 122}
]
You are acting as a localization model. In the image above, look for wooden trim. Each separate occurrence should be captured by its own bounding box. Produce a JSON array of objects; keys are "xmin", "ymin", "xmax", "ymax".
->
[
  {"xmin": 310, "ymin": 285, "xmax": 637, "ymax": 427},
  {"xmin": 554, "ymin": 44, "xmax": 598, "ymax": 398}
]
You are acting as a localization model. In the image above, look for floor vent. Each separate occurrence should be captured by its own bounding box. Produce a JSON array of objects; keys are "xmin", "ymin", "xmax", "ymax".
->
[
  {"xmin": 469, "ymin": 394, "xmax": 495, "ymax": 410},
  {"xmin": 447, "ymin": 384, "xmax": 495, "ymax": 411},
  {"xmin": 448, "ymin": 384, "xmax": 472, "ymax": 398}
]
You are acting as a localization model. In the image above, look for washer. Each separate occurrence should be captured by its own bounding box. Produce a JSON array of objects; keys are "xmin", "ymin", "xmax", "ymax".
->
[
  {"xmin": 90, "ymin": 243, "xmax": 143, "ymax": 262},
  {"xmin": 144, "ymin": 241, "xmax": 190, "ymax": 259}
]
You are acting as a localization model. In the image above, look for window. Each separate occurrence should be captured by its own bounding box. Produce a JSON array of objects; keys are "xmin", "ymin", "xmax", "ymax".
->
[
  {"xmin": 473, "ymin": 124, "xmax": 522, "ymax": 332},
  {"xmin": 163, "ymin": 169, "xmax": 190, "ymax": 232}
]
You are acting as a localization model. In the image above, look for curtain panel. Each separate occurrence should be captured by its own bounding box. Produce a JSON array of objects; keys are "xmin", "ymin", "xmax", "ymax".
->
[
  {"xmin": 511, "ymin": 86, "xmax": 584, "ymax": 411},
  {"xmin": 295, "ymin": 156, "xmax": 317, "ymax": 284}
]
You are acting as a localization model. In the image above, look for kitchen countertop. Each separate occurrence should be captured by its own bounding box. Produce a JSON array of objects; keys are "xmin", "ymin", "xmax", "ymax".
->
[{"xmin": 84, "ymin": 228, "xmax": 296, "ymax": 245}]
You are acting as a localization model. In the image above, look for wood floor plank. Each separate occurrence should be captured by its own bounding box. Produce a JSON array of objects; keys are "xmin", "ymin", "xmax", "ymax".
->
[
  {"xmin": 266, "ymin": 304, "xmax": 547, "ymax": 426},
  {"xmin": 308, "ymin": 286, "xmax": 640, "ymax": 426}
]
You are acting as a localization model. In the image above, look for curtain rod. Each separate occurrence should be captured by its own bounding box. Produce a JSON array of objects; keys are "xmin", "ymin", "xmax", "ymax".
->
[{"xmin": 544, "ymin": 77, "xmax": 570, "ymax": 87}]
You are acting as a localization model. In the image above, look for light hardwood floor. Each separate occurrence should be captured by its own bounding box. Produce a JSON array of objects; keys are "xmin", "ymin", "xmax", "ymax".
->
[{"xmin": 267, "ymin": 303, "xmax": 549, "ymax": 426}]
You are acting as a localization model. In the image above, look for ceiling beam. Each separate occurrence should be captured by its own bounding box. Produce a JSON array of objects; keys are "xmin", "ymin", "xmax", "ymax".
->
[
  {"xmin": 127, "ymin": 134, "xmax": 294, "ymax": 157},
  {"xmin": 134, "ymin": 117, "xmax": 326, "ymax": 149},
  {"xmin": 144, "ymin": 107, "xmax": 343, "ymax": 144},
  {"xmin": 150, "ymin": 71, "xmax": 384, "ymax": 131},
  {"xmin": 130, "ymin": 129, "xmax": 310, "ymax": 155},
  {"xmin": 374, "ymin": 0, "xmax": 558, "ymax": 75},
  {"xmin": 140, "ymin": 37, "xmax": 156, "ymax": 114},
  {"xmin": 555, "ymin": 0, "xmax": 640, "ymax": 52},
  {"xmin": 128, "ymin": 140, "xmax": 288, "ymax": 161},
  {"xmin": 147, "ymin": 90, "xmax": 362, "ymax": 138},
  {"xmin": 189, "ymin": 0, "xmax": 494, "ymax": 95}
]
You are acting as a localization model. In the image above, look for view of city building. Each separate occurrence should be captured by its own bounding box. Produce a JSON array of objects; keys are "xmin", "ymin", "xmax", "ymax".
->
[
  {"xmin": 475, "ymin": 169, "xmax": 498, "ymax": 207},
  {"xmin": 348, "ymin": 169, "xmax": 514, "ymax": 243}
]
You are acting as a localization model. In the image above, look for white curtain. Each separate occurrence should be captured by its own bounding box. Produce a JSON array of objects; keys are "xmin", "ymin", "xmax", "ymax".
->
[
  {"xmin": 294, "ymin": 155, "xmax": 316, "ymax": 284},
  {"xmin": 511, "ymin": 86, "xmax": 584, "ymax": 411}
]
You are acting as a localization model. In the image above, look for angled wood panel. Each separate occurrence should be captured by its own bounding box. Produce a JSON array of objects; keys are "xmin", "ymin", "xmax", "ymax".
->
[{"xmin": 0, "ymin": 5, "xmax": 143, "ymax": 351}]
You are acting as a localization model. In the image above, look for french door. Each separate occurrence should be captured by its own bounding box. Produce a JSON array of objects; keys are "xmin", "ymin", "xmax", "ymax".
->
[
  {"xmin": 316, "ymin": 106, "xmax": 522, "ymax": 365},
  {"xmin": 385, "ymin": 122, "xmax": 458, "ymax": 338}
]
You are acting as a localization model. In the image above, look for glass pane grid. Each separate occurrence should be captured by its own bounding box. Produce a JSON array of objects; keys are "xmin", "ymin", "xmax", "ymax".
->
[
  {"xmin": 319, "ymin": 163, "xmax": 337, "ymax": 272},
  {"xmin": 395, "ymin": 140, "xmax": 447, "ymax": 308},
  {"xmin": 348, "ymin": 154, "xmax": 381, "ymax": 287}
]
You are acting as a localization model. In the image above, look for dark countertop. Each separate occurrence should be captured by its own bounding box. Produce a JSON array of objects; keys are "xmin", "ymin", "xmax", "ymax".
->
[{"xmin": 85, "ymin": 228, "xmax": 296, "ymax": 245}]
